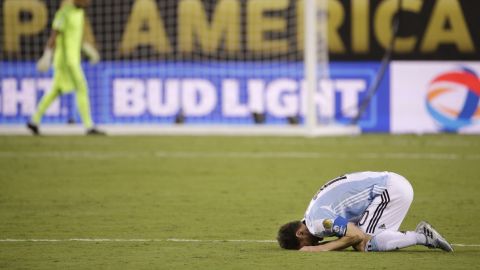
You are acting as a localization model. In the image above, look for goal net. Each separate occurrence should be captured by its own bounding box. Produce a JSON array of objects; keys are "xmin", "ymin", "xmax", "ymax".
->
[{"xmin": 0, "ymin": 0, "xmax": 360, "ymax": 136}]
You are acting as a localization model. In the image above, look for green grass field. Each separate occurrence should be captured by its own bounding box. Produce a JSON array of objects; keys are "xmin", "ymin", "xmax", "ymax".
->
[{"xmin": 1, "ymin": 135, "xmax": 479, "ymax": 269}]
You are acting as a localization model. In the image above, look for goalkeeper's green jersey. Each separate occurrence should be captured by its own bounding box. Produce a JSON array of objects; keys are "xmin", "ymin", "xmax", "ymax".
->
[{"xmin": 52, "ymin": 4, "xmax": 84, "ymax": 67}]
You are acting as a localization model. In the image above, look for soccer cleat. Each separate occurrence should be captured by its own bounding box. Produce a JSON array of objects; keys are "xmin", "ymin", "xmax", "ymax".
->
[
  {"xmin": 26, "ymin": 122, "xmax": 40, "ymax": 135},
  {"xmin": 415, "ymin": 221, "xmax": 454, "ymax": 252},
  {"xmin": 86, "ymin": 128, "xmax": 106, "ymax": 136}
]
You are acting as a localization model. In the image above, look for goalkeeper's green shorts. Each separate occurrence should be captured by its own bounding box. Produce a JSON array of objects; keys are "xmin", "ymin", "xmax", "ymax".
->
[{"xmin": 52, "ymin": 64, "xmax": 87, "ymax": 94}]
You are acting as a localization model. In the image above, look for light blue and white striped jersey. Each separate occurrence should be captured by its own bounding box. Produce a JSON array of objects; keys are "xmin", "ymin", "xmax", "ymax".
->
[{"xmin": 303, "ymin": 171, "xmax": 389, "ymax": 238}]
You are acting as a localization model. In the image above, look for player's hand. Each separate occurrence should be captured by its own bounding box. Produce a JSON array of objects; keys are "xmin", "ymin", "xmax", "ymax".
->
[
  {"xmin": 82, "ymin": 42, "xmax": 100, "ymax": 65},
  {"xmin": 36, "ymin": 49, "xmax": 53, "ymax": 72}
]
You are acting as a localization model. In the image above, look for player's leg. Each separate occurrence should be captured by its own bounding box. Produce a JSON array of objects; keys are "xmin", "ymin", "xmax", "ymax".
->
[
  {"xmin": 366, "ymin": 224, "xmax": 454, "ymax": 252},
  {"xmin": 70, "ymin": 66, "xmax": 93, "ymax": 129},
  {"xmin": 70, "ymin": 66, "xmax": 105, "ymax": 135},
  {"xmin": 366, "ymin": 230, "xmax": 426, "ymax": 251},
  {"xmin": 358, "ymin": 172, "xmax": 413, "ymax": 235},
  {"xmin": 31, "ymin": 85, "xmax": 62, "ymax": 125},
  {"xmin": 28, "ymin": 83, "xmax": 62, "ymax": 134},
  {"xmin": 66, "ymin": 93, "xmax": 76, "ymax": 124},
  {"xmin": 362, "ymin": 174, "xmax": 453, "ymax": 252}
]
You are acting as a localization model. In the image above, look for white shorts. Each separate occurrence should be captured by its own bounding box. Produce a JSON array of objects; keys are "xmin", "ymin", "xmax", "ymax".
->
[{"xmin": 357, "ymin": 172, "xmax": 414, "ymax": 236}]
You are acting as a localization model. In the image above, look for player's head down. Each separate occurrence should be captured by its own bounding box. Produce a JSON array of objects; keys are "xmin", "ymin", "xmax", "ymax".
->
[{"xmin": 277, "ymin": 220, "xmax": 322, "ymax": 250}]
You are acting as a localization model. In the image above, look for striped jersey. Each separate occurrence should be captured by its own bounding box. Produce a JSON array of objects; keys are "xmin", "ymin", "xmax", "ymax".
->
[{"xmin": 303, "ymin": 171, "xmax": 389, "ymax": 238}]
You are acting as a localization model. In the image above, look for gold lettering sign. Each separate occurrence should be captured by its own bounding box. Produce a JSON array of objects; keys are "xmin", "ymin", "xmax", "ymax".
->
[
  {"xmin": 374, "ymin": 0, "xmax": 421, "ymax": 53},
  {"xmin": 178, "ymin": 0, "xmax": 240, "ymax": 54},
  {"xmin": 119, "ymin": 0, "xmax": 172, "ymax": 55},
  {"xmin": 4, "ymin": 0, "xmax": 48, "ymax": 53},
  {"xmin": 421, "ymin": 0, "xmax": 474, "ymax": 53},
  {"xmin": 296, "ymin": 0, "xmax": 346, "ymax": 54},
  {"xmin": 1, "ymin": 0, "xmax": 477, "ymax": 57},
  {"xmin": 247, "ymin": 0, "xmax": 289, "ymax": 54}
]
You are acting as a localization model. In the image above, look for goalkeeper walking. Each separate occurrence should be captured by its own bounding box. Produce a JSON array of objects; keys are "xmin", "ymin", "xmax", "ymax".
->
[{"xmin": 27, "ymin": 0, "xmax": 104, "ymax": 135}]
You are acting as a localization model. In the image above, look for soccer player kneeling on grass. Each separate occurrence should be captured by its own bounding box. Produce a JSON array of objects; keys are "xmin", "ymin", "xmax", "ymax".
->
[
  {"xmin": 277, "ymin": 171, "xmax": 454, "ymax": 252},
  {"xmin": 27, "ymin": 0, "xmax": 104, "ymax": 136}
]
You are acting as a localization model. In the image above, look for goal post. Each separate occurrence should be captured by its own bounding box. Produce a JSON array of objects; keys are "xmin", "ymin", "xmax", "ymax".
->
[
  {"xmin": 304, "ymin": 0, "xmax": 357, "ymax": 136},
  {"xmin": 304, "ymin": 0, "xmax": 319, "ymax": 134}
]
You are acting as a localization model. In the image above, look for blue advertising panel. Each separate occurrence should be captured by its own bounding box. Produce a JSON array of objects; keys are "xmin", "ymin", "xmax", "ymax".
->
[{"xmin": 0, "ymin": 61, "xmax": 389, "ymax": 132}]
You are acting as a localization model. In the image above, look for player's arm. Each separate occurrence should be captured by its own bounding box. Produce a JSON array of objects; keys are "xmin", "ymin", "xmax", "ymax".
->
[
  {"xmin": 37, "ymin": 6, "xmax": 66, "ymax": 72},
  {"xmin": 300, "ymin": 222, "xmax": 365, "ymax": 252},
  {"xmin": 82, "ymin": 41, "xmax": 100, "ymax": 65},
  {"xmin": 36, "ymin": 30, "xmax": 59, "ymax": 72},
  {"xmin": 46, "ymin": 30, "xmax": 58, "ymax": 49}
]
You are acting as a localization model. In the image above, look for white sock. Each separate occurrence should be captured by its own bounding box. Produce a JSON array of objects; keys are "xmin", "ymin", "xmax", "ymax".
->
[
  {"xmin": 415, "ymin": 231, "xmax": 428, "ymax": 245},
  {"xmin": 368, "ymin": 231, "xmax": 426, "ymax": 251}
]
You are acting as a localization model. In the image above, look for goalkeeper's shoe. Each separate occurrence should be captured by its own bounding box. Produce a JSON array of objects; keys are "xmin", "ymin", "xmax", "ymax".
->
[
  {"xmin": 415, "ymin": 221, "xmax": 454, "ymax": 252},
  {"xmin": 86, "ymin": 128, "xmax": 106, "ymax": 136},
  {"xmin": 26, "ymin": 122, "xmax": 40, "ymax": 136}
]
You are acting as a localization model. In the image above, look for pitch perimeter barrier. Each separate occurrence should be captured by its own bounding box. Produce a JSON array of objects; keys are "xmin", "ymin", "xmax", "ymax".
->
[{"xmin": 0, "ymin": 61, "xmax": 389, "ymax": 133}]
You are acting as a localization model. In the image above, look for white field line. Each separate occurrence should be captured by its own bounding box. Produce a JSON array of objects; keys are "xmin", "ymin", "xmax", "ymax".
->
[
  {"xmin": 155, "ymin": 151, "xmax": 480, "ymax": 161},
  {"xmin": 258, "ymin": 140, "xmax": 480, "ymax": 148},
  {"xmin": 0, "ymin": 238, "xmax": 276, "ymax": 243},
  {"xmin": 0, "ymin": 151, "xmax": 478, "ymax": 160},
  {"xmin": 0, "ymin": 238, "xmax": 478, "ymax": 247}
]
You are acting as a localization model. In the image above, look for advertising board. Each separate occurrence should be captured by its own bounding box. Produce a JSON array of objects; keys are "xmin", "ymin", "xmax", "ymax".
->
[
  {"xmin": 0, "ymin": 61, "xmax": 389, "ymax": 132},
  {"xmin": 391, "ymin": 61, "xmax": 480, "ymax": 133}
]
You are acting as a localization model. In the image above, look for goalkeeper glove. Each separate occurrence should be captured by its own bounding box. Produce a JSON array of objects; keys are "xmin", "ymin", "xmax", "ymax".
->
[
  {"xmin": 36, "ymin": 48, "xmax": 53, "ymax": 72},
  {"xmin": 82, "ymin": 42, "xmax": 100, "ymax": 65}
]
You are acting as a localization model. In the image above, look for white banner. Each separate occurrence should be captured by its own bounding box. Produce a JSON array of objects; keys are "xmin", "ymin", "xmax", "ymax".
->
[{"xmin": 391, "ymin": 61, "xmax": 480, "ymax": 134}]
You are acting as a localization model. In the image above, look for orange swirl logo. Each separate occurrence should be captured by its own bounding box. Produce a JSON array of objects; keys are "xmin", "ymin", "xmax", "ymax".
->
[{"xmin": 426, "ymin": 67, "xmax": 480, "ymax": 131}]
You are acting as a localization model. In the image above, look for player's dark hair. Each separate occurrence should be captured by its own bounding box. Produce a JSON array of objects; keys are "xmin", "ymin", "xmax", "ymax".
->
[{"xmin": 277, "ymin": 220, "xmax": 302, "ymax": 250}]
